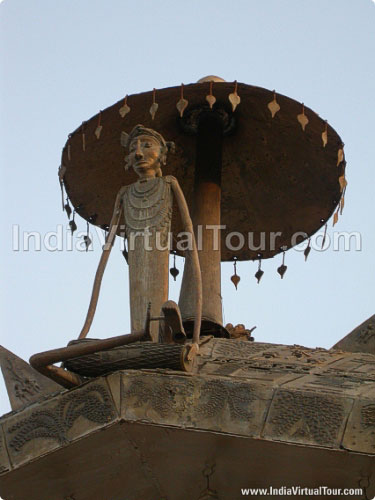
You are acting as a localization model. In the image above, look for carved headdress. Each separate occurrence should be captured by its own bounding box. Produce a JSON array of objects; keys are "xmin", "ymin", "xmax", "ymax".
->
[{"xmin": 121, "ymin": 124, "xmax": 175, "ymax": 176}]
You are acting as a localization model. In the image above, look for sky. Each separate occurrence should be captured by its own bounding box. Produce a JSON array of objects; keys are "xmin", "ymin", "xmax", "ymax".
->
[{"xmin": 0, "ymin": 0, "xmax": 374, "ymax": 415}]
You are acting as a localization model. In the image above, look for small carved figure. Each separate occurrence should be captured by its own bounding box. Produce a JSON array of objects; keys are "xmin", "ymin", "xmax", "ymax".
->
[{"xmin": 78, "ymin": 125, "xmax": 201, "ymax": 343}]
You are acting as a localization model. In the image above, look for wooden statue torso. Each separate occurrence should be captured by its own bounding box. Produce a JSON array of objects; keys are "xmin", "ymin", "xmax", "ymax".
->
[{"xmin": 121, "ymin": 176, "xmax": 173, "ymax": 239}]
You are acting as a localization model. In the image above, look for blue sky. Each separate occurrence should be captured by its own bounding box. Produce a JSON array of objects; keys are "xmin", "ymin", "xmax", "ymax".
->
[{"xmin": 1, "ymin": 0, "xmax": 374, "ymax": 414}]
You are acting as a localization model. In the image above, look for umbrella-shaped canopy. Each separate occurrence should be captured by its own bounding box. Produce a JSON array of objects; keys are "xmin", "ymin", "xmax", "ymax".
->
[{"xmin": 61, "ymin": 80, "xmax": 345, "ymax": 261}]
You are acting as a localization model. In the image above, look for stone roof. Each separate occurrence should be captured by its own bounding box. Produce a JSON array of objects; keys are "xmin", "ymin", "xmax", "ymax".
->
[{"xmin": 1, "ymin": 338, "xmax": 375, "ymax": 499}]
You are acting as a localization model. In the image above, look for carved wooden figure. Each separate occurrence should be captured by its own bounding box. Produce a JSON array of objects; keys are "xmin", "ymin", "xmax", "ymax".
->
[{"xmin": 78, "ymin": 125, "xmax": 202, "ymax": 344}]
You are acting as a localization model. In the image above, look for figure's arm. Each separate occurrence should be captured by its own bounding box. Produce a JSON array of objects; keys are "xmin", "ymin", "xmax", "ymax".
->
[
  {"xmin": 170, "ymin": 177, "xmax": 202, "ymax": 349},
  {"xmin": 78, "ymin": 187, "xmax": 126, "ymax": 339}
]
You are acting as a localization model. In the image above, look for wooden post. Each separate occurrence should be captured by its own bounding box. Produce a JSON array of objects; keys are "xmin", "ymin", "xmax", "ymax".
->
[{"xmin": 179, "ymin": 111, "xmax": 223, "ymax": 330}]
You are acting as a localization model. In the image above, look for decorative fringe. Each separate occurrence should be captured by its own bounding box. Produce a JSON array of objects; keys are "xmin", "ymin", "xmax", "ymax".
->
[
  {"xmin": 176, "ymin": 83, "xmax": 188, "ymax": 117},
  {"xmin": 277, "ymin": 251, "xmax": 287, "ymax": 279},
  {"xmin": 169, "ymin": 252, "xmax": 179, "ymax": 281},
  {"xmin": 149, "ymin": 88, "xmax": 158, "ymax": 120},
  {"xmin": 228, "ymin": 80, "xmax": 240, "ymax": 112},
  {"xmin": 231, "ymin": 258, "xmax": 240, "ymax": 289},
  {"xmin": 304, "ymin": 238, "xmax": 311, "ymax": 261},
  {"xmin": 119, "ymin": 95, "xmax": 130, "ymax": 118},
  {"xmin": 255, "ymin": 259, "xmax": 264, "ymax": 283},
  {"xmin": 297, "ymin": 103, "xmax": 309, "ymax": 131},
  {"xmin": 268, "ymin": 90, "xmax": 280, "ymax": 118},
  {"xmin": 94, "ymin": 111, "xmax": 103, "ymax": 139},
  {"xmin": 206, "ymin": 81, "xmax": 216, "ymax": 109}
]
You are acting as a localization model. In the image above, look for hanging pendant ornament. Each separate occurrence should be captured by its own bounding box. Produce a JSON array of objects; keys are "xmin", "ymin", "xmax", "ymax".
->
[
  {"xmin": 322, "ymin": 121, "xmax": 328, "ymax": 147},
  {"xmin": 304, "ymin": 238, "xmax": 311, "ymax": 261},
  {"xmin": 176, "ymin": 83, "xmax": 188, "ymax": 118},
  {"xmin": 149, "ymin": 88, "xmax": 159, "ymax": 120},
  {"xmin": 83, "ymin": 221, "xmax": 92, "ymax": 251},
  {"xmin": 69, "ymin": 210, "xmax": 77, "ymax": 234},
  {"xmin": 94, "ymin": 111, "xmax": 103, "ymax": 139},
  {"xmin": 228, "ymin": 80, "xmax": 241, "ymax": 112},
  {"xmin": 231, "ymin": 258, "xmax": 240, "ymax": 290},
  {"xmin": 81, "ymin": 122, "xmax": 86, "ymax": 151},
  {"xmin": 64, "ymin": 197, "xmax": 72, "ymax": 219},
  {"xmin": 67, "ymin": 135, "xmax": 72, "ymax": 161},
  {"xmin": 338, "ymin": 174, "xmax": 348, "ymax": 193},
  {"xmin": 58, "ymin": 164, "xmax": 67, "ymax": 210},
  {"xmin": 337, "ymin": 146, "xmax": 344, "ymax": 166},
  {"xmin": 333, "ymin": 206, "xmax": 339, "ymax": 226},
  {"xmin": 119, "ymin": 95, "xmax": 130, "ymax": 118},
  {"xmin": 277, "ymin": 251, "xmax": 287, "ymax": 279},
  {"xmin": 206, "ymin": 81, "xmax": 216, "ymax": 109},
  {"xmin": 321, "ymin": 223, "xmax": 327, "ymax": 249},
  {"xmin": 340, "ymin": 187, "xmax": 346, "ymax": 215},
  {"xmin": 297, "ymin": 103, "xmax": 309, "ymax": 131},
  {"xmin": 255, "ymin": 259, "xmax": 264, "ymax": 284},
  {"xmin": 169, "ymin": 252, "xmax": 179, "ymax": 281},
  {"xmin": 267, "ymin": 90, "xmax": 280, "ymax": 118}
]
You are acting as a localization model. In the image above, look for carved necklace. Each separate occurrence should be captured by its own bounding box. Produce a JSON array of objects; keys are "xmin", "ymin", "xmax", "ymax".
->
[{"xmin": 122, "ymin": 177, "xmax": 173, "ymax": 234}]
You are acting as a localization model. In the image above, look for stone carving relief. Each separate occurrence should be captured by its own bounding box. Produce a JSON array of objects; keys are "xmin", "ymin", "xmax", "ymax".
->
[
  {"xmin": 197, "ymin": 379, "xmax": 256, "ymax": 421},
  {"xmin": 124, "ymin": 377, "xmax": 195, "ymax": 419},
  {"xmin": 5, "ymin": 358, "xmax": 42, "ymax": 404},
  {"xmin": 268, "ymin": 390, "xmax": 345, "ymax": 446},
  {"xmin": 7, "ymin": 384, "xmax": 114, "ymax": 453}
]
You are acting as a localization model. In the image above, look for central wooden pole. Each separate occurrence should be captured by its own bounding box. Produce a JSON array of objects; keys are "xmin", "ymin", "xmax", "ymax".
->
[{"xmin": 179, "ymin": 111, "xmax": 224, "ymax": 332}]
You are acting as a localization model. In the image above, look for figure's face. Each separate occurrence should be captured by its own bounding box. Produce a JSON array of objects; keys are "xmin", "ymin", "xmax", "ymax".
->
[{"xmin": 127, "ymin": 135, "xmax": 162, "ymax": 179}]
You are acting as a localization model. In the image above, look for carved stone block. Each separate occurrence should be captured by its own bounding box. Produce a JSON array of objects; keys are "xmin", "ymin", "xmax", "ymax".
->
[
  {"xmin": 280, "ymin": 373, "xmax": 368, "ymax": 398},
  {"xmin": 325, "ymin": 355, "xmax": 375, "ymax": 379},
  {"xmin": 0, "ymin": 346, "xmax": 62, "ymax": 411},
  {"xmin": 342, "ymin": 387, "xmax": 375, "ymax": 454},
  {"xmin": 211, "ymin": 339, "xmax": 279, "ymax": 360},
  {"xmin": 263, "ymin": 388, "xmax": 352, "ymax": 448},
  {"xmin": 121, "ymin": 371, "xmax": 272, "ymax": 438},
  {"xmin": 0, "ymin": 426, "xmax": 11, "ymax": 475},
  {"xmin": 3, "ymin": 379, "xmax": 117, "ymax": 468},
  {"xmin": 121, "ymin": 371, "xmax": 196, "ymax": 426}
]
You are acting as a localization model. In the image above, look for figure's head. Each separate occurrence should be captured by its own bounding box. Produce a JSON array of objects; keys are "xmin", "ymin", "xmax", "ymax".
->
[{"xmin": 121, "ymin": 125, "xmax": 174, "ymax": 179}]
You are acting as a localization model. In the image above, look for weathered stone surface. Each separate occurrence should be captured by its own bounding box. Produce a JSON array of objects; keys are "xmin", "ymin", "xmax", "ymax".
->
[
  {"xmin": 332, "ymin": 314, "xmax": 375, "ymax": 354},
  {"xmin": 3, "ymin": 379, "xmax": 117, "ymax": 468},
  {"xmin": 343, "ymin": 386, "xmax": 375, "ymax": 454},
  {"xmin": 210, "ymin": 339, "xmax": 279, "ymax": 359},
  {"xmin": 278, "ymin": 372, "xmax": 373, "ymax": 398},
  {"xmin": 263, "ymin": 388, "xmax": 353, "ymax": 448},
  {"xmin": 0, "ymin": 425, "xmax": 11, "ymax": 475},
  {"xmin": 322, "ymin": 354, "xmax": 375, "ymax": 382},
  {"xmin": 0, "ymin": 346, "xmax": 63, "ymax": 411},
  {"xmin": 121, "ymin": 371, "xmax": 272, "ymax": 437}
]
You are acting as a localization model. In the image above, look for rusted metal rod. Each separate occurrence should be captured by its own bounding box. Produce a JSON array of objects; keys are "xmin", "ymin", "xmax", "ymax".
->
[
  {"xmin": 30, "ymin": 305, "xmax": 152, "ymax": 389},
  {"xmin": 30, "ymin": 329, "xmax": 147, "ymax": 389}
]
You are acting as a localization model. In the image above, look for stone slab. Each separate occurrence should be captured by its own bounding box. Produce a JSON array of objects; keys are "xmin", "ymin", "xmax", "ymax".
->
[
  {"xmin": 0, "ymin": 346, "xmax": 63, "ymax": 411},
  {"xmin": 3, "ymin": 378, "xmax": 118, "ymax": 468},
  {"xmin": 121, "ymin": 370, "xmax": 273, "ymax": 438},
  {"xmin": 263, "ymin": 387, "xmax": 354, "ymax": 448},
  {"xmin": 342, "ymin": 385, "xmax": 375, "ymax": 454}
]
